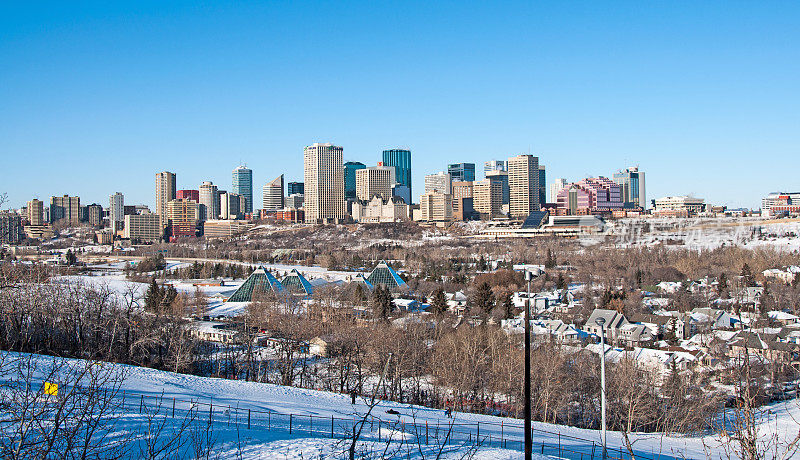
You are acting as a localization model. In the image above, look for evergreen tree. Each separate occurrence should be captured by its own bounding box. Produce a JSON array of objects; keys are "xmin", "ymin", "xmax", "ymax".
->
[
  {"xmin": 477, "ymin": 255, "xmax": 487, "ymax": 272},
  {"xmin": 556, "ymin": 273, "xmax": 567, "ymax": 290},
  {"xmin": 371, "ymin": 286, "xmax": 392, "ymax": 321},
  {"xmin": 154, "ymin": 252, "xmax": 166, "ymax": 271},
  {"xmin": 430, "ymin": 288, "xmax": 448, "ymax": 317},
  {"xmin": 545, "ymin": 248, "xmax": 556, "ymax": 269},
  {"xmin": 718, "ymin": 272, "xmax": 728, "ymax": 290},
  {"xmin": 162, "ymin": 285, "xmax": 178, "ymax": 309},
  {"xmin": 144, "ymin": 278, "xmax": 161, "ymax": 311},
  {"xmin": 472, "ymin": 282, "xmax": 495, "ymax": 317},
  {"xmin": 502, "ymin": 292, "xmax": 515, "ymax": 319}
]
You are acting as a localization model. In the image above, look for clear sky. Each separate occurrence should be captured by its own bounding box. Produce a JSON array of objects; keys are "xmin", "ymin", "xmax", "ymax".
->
[{"xmin": 1, "ymin": 1, "xmax": 798, "ymax": 210}]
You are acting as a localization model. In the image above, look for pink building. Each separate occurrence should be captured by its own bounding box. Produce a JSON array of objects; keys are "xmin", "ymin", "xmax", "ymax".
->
[
  {"xmin": 177, "ymin": 189, "xmax": 199, "ymax": 202},
  {"xmin": 556, "ymin": 177, "xmax": 623, "ymax": 215}
]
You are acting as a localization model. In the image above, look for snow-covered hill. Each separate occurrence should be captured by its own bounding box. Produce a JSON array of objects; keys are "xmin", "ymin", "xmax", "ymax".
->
[{"xmin": 3, "ymin": 351, "xmax": 798, "ymax": 459}]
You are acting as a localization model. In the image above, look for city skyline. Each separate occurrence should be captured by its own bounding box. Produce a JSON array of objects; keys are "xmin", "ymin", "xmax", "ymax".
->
[{"xmin": 3, "ymin": 2, "xmax": 800, "ymax": 209}]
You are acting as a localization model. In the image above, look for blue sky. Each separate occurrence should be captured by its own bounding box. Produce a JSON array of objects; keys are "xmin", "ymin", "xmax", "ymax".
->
[{"xmin": 1, "ymin": 1, "xmax": 798, "ymax": 209}]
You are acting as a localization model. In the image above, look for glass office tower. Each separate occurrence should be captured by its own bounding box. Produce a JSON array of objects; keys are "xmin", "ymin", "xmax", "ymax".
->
[
  {"xmin": 448, "ymin": 163, "xmax": 475, "ymax": 182},
  {"xmin": 382, "ymin": 149, "xmax": 412, "ymax": 203},
  {"xmin": 343, "ymin": 161, "xmax": 367, "ymax": 200}
]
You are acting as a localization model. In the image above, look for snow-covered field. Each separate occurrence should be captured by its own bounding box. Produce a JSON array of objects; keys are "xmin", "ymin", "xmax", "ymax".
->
[{"xmin": 7, "ymin": 351, "xmax": 800, "ymax": 459}]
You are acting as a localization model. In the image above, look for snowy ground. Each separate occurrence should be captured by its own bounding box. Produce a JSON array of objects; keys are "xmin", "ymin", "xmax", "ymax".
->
[
  {"xmin": 608, "ymin": 217, "xmax": 800, "ymax": 252},
  {"xmin": 75, "ymin": 258, "xmax": 372, "ymax": 317},
  {"xmin": 8, "ymin": 352, "xmax": 799, "ymax": 459}
]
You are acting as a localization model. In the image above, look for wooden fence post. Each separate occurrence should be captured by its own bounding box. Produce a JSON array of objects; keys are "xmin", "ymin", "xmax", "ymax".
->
[
  {"xmin": 248, "ymin": 409, "xmax": 251, "ymax": 430},
  {"xmin": 172, "ymin": 398, "xmax": 175, "ymax": 418}
]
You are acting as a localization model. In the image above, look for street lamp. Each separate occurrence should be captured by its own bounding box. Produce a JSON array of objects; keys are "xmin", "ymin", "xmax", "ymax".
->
[
  {"xmin": 595, "ymin": 316, "xmax": 607, "ymax": 460},
  {"xmin": 514, "ymin": 264, "xmax": 544, "ymax": 460}
]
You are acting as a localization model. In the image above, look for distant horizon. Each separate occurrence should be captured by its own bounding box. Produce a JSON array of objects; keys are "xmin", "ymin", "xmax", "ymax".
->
[{"xmin": 3, "ymin": 2, "xmax": 799, "ymax": 210}]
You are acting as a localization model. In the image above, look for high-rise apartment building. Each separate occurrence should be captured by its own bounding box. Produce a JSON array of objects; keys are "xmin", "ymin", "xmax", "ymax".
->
[
  {"xmin": 50, "ymin": 195, "xmax": 81, "ymax": 225},
  {"xmin": 27, "ymin": 199, "xmax": 43, "ymax": 226},
  {"xmin": 550, "ymin": 178, "xmax": 568, "ymax": 204},
  {"xmin": 343, "ymin": 162, "xmax": 367, "ymax": 200},
  {"xmin": 287, "ymin": 182, "xmax": 304, "ymax": 196},
  {"xmin": 484, "ymin": 160, "xmax": 506, "ymax": 175},
  {"xmin": 199, "ymin": 181, "xmax": 219, "ymax": 221},
  {"xmin": 538, "ymin": 165, "xmax": 547, "ymax": 207},
  {"xmin": 424, "ymin": 172, "xmax": 451, "ymax": 195},
  {"xmin": 383, "ymin": 149, "xmax": 412, "ymax": 203},
  {"xmin": 232, "ymin": 166, "xmax": 253, "ymax": 214},
  {"xmin": 356, "ymin": 165, "xmax": 395, "ymax": 202},
  {"xmin": 176, "ymin": 190, "xmax": 199, "ymax": 202},
  {"xmin": 155, "ymin": 171, "xmax": 176, "ymax": 228},
  {"xmin": 473, "ymin": 177, "xmax": 504, "ymax": 218},
  {"xmin": 508, "ymin": 154, "xmax": 540, "ymax": 217},
  {"xmin": 419, "ymin": 191, "xmax": 453, "ymax": 222},
  {"xmin": 124, "ymin": 213, "xmax": 162, "ymax": 243},
  {"xmin": 167, "ymin": 198, "xmax": 198, "ymax": 238},
  {"xmin": 85, "ymin": 203, "xmax": 103, "ymax": 227},
  {"xmin": 612, "ymin": 167, "xmax": 646, "ymax": 209},
  {"xmin": 448, "ymin": 163, "xmax": 475, "ymax": 182},
  {"xmin": 303, "ymin": 143, "xmax": 345, "ymax": 224},
  {"xmin": 262, "ymin": 174, "xmax": 284, "ymax": 212},
  {"xmin": 0, "ymin": 213, "xmax": 23, "ymax": 244},
  {"xmin": 109, "ymin": 192, "xmax": 124, "ymax": 232}
]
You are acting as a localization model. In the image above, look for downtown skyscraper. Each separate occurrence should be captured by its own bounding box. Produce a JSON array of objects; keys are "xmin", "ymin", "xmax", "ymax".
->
[
  {"xmin": 508, "ymin": 154, "xmax": 540, "ymax": 217},
  {"xmin": 232, "ymin": 165, "xmax": 253, "ymax": 214},
  {"xmin": 448, "ymin": 163, "xmax": 475, "ymax": 182},
  {"xmin": 155, "ymin": 171, "xmax": 176, "ymax": 228},
  {"xmin": 613, "ymin": 167, "xmax": 646, "ymax": 209},
  {"xmin": 382, "ymin": 149, "xmax": 411, "ymax": 203},
  {"xmin": 109, "ymin": 192, "xmax": 124, "ymax": 232},
  {"xmin": 343, "ymin": 161, "xmax": 366, "ymax": 200},
  {"xmin": 262, "ymin": 174, "xmax": 284, "ymax": 212},
  {"xmin": 303, "ymin": 143, "xmax": 345, "ymax": 224}
]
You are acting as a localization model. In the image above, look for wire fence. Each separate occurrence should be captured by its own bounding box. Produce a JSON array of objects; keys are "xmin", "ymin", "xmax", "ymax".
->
[{"xmin": 117, "ymin": 389, "xmax": 689, "ymax": 460}]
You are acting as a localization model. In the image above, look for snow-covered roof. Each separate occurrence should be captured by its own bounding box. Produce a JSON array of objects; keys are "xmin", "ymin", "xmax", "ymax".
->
[{"xmin": 769, "ymin": 311, "xmax": 800, "ymax": 321}]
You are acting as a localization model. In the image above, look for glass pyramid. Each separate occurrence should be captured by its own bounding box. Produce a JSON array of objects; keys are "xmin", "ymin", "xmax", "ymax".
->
[
  {"xmin": 227, "ymin": 266, "xmax": 285, "ymax": 302},
  {"xmin": 281, "ymin": 269, "xmax": 314, "ymax": 295}
]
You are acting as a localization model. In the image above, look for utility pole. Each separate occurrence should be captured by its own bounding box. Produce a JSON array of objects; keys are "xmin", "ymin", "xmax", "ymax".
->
[
  {"xmin": 524, "ymin": 273, "xmax": 532, "ymax": 460},
  {"xmin": 596, "ymin": 317, "xmax": 607, "ymax": 460},
  {"xmin": 516, "ymin": 264, "xmax": 543, "ymax": 460}
]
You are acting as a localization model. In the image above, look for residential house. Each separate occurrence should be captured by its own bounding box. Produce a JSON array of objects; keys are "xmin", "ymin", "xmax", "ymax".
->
[{"xmin": 583, "ymin": 309, "xmax": 629, "ymax": 344}]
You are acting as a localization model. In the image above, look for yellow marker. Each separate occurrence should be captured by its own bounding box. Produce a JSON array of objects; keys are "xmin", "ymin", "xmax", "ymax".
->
[{"xmin": 44, "ymin": 382, "xmax": 58, "ymax": 396}]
